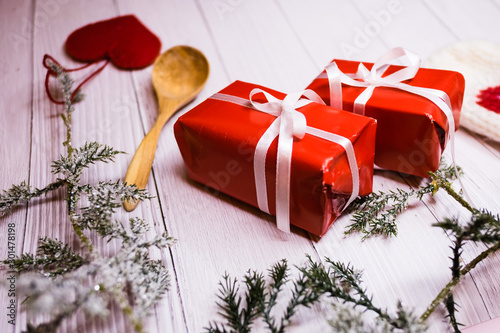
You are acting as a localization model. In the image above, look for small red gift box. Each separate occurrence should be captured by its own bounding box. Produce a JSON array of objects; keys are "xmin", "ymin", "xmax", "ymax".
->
[
  {"xmin": 306, "ymin": 48, "xmax": 465, "ymax": 177},
  {"xmin": 174, "ymin": 80, "xmax": 377, "ymax": 237}
]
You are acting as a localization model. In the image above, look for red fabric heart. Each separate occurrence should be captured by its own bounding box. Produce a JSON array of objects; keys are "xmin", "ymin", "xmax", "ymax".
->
[
  {"xmin": 477, "ymin": 85, "xmax": 500, "ymax": 114},
  {"xmin": 65, "ymin": 15, "xmax": 161, "ymax": 69},
  {"xmin": 44, "ymin": 15, "xmax": 161, "ymax": 104}
]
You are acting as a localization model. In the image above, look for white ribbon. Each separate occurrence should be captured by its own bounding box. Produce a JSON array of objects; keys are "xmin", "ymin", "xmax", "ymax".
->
[
  {"xmin": 210, "ymin": 89, "xmax": 360, "ymax": 233},
  {"xmin": 320, "ymin": 47, "xmax": 472, "ymax": 204},
  {"xmin": 322, "ymin": 47, "xmax": 452, "ymax": 118},
  {"xmin": 322, "ymin": 47, "xmax": 456, "ymax": 159}
]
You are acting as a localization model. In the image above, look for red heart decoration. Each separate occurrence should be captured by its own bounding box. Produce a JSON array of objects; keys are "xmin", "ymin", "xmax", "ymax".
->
[
  {"xmin": 477, "ymin": 85, "xmax": 500, "ymax": 114},
  {"xmin": 65, "ymin": 15, "xmax": 161, "ymax": 69}
]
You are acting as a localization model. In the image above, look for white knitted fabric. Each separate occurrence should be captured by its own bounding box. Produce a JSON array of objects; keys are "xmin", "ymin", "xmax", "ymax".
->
[{"xmin": 426, "ymin": 40, "xmax": 500, "ymax": 142}]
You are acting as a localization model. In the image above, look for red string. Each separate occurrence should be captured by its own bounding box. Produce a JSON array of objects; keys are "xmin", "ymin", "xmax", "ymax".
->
[{"xmin": 43, "ymin": 54, "xmax": 109, "ymax": 105}]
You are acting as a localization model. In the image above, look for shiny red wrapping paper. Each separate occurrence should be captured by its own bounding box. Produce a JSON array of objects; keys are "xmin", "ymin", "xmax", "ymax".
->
[
  {"xmin": 174, "ymin": 81, "xmax": 377, "ymax": 236},
  {"xmin": 306, "ymin": 60, "xmax": 465, "ymax": 177}
]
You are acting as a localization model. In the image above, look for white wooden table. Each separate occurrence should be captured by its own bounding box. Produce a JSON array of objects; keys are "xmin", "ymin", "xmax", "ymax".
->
[{"xmin": 1, "ymin": 1, "xmax": 500, "ymax": 332}]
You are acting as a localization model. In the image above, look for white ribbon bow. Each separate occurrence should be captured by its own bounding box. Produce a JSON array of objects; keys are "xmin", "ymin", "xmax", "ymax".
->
[
  {"xmin": 321, "ymin": 47, "xmax": 472, "ymax": 204},
  {"xmin": 323, "ymin": 47, "xmax": 455, "ymax": 158},
  {"xmin": 210, "ymin": 89, "xmax": 360, "ymax": 233}
]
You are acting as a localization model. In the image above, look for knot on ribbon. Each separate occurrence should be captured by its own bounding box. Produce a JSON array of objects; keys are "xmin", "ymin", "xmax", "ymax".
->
[{"xmin": 249, "ymin": 89, "xmax": 315, "ymax": 140}]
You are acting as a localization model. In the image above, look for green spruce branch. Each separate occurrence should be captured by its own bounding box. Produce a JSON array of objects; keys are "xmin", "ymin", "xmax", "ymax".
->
[
  {"xmin": 420, "ymin": 210, "xmax": 500, "ymax": 326},
  {"xmin": 206, "ymin": 256, "xmax": 425, "ymax": 333},
  {"xmin": 8, "ymin": 237, "xmax": 87, "ymax": 277},
  {"xmin": 346, "ymin": 185, "xmax": 434, "ymax": 239},
  {"xmin": 346, "ymin": 161, "xmax": 500, "ymax": 331},
  {"xmin": 0, "ymin": 180, "xmax": 66, "ymax": 216},
  {"xmin": 1, "ymin": 59, "xmax": 175, "ymax": 332},
  {"xmin": 346, "ymin": 158, "xmax": 462, "ymax": 239},
  {"xmin": 208, "ymin": 161, "xmax": 500, "ymax": 332}
]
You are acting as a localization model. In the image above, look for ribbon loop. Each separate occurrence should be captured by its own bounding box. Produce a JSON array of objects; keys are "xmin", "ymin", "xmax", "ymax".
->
[{"xmin": 372, "ymin": 46, "xmax": 421, "ymax": 83}]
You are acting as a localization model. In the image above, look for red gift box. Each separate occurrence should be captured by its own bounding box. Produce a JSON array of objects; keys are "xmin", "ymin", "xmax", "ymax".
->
[
  {"xmin": 174, "ymin": 80, "xmax": 377, "ymax": 237},
  {"xmin": 306, "ymin": 48, "xmax": 465, "ymax": 177}
]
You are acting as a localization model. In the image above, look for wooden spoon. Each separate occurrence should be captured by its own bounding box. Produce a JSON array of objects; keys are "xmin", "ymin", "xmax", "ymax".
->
[{"xmin": 123, "ymin": 45, "xmax": 209, "ymax": 211}]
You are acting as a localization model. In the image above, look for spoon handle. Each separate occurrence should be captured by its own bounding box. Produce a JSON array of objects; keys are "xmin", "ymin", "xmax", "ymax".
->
[
  {"xmin": 123, "ymin": 106, "xmax": 175, "ymax": 212},
  {"xmin": 123, "ymin": 127, "xmax": 161, "ymax": 211}
]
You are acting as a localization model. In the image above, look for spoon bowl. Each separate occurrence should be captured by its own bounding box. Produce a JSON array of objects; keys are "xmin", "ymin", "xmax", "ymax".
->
[
  {"xmin": 124, "ymin": 45, "xmax": 209, "ymax": 211},
  {"xmin": 152, "ymin": 45, "xmax": 209, "ymax": 104}
]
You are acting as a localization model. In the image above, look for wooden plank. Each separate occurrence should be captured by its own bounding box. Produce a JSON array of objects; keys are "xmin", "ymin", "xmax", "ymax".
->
[
  {"xmin": 400, "ymin": 0, "xmax": 500, "ymax": 326},
  {"xmin": 275, "ymin": 0, "xmax": 390, "ymax": 65},
  {"xmin": 464, "ymin": 316, "xmax": 500, "ymax": 333},
  {"xmin": 25, "ymin": 1, "xmax": 127, "ymax": 330},
  {"xmin": 276, "ymin": 0, "xmax": 500, "ymax": 331},
  {"xmin": 349, "ymin": 0, "xmax": 458, "ymax": 59},
  {"xmin": 115, "ymin": 0, "xmax": 234, "ymax": 137},
  {"xmin": 364, "ymin": 1, "xmax": 500, "ymax": 328},
  {"xmin": 422, "ymin": 0, "xmax": 500, "ymax": 44},
  {"xmin": 194, "ymin": 0, "xmax": 319, "ymax": 92},
  {"xmin": 0, "ymin": 1, "xmax": 33, "ymax": 332},
  {"xmin": 410, "ymin": 129, "xmax": 500, "ymax": 326},
  {"xmin": 111, "ymin": 1, "xmax": 234, "ymax": 331},
  {"xmin": 320, "ymin": 173, "xmax": 459, "ymax": 333},
  {"xmin": 112, "ymin": 1, "xmax": 236, "ymax": 332},
  {"xmin": 115, "ymin": 1, "xmax": 326, "ymax": 332},
  {"xmin": 19, "ymin": 0, "xmax": 182, "ymax": 332}
]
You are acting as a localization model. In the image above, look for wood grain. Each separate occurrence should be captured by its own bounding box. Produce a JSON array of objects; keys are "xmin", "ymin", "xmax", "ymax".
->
[
  {"xmin": 0, "ymin": 1, "xmax": 33, "ymax": 332},
  {"xmin": 0, "ymin": 1, "xmax": 499, "ymax": 332}
]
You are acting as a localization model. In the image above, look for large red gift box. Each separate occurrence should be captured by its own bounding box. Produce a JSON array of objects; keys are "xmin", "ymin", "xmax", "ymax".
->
[
  {"xmin": 174, "ymin": 80, "xmax": 377, "ymax": 236},
  {"xmin": 306, "ymin": 48, "xmax": 465, "ymax": 177}
]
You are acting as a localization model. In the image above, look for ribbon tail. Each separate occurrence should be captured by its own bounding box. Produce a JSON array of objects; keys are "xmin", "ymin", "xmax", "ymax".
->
[
  {"xmin": 340, "ymin": 137, "xmax": 360, "ymax": 209},
  {"xmin": 254, "ymin": 119, "xmax": 281, "ymax": 214},
  {"xmin": 275, "ymin": 113, "xmax": 295, "ymax": 233}
]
